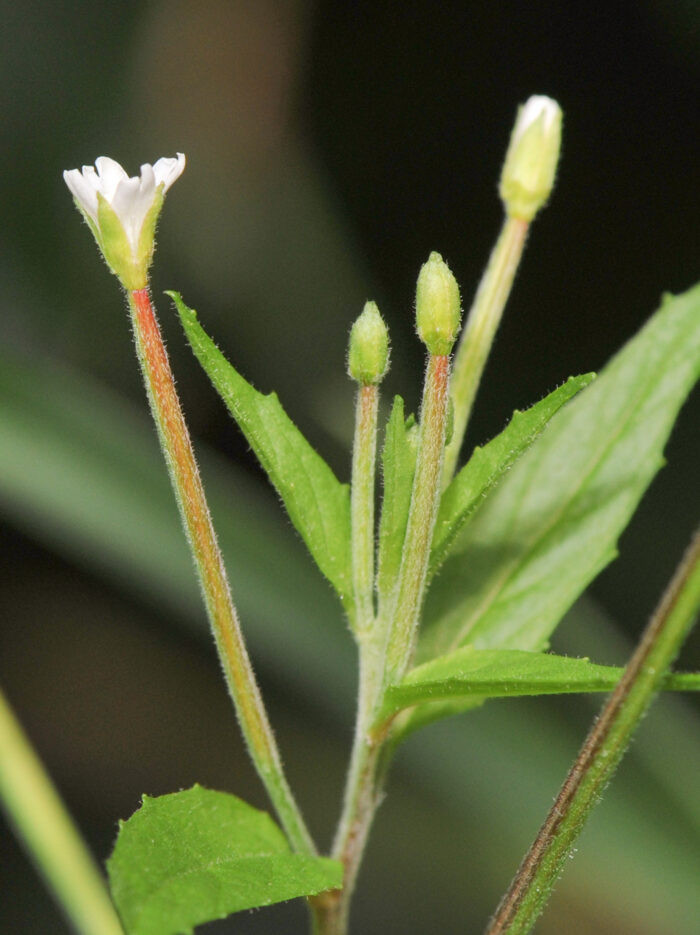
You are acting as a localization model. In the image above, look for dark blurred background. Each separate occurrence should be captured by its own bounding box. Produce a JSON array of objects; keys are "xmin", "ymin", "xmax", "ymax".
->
[{"xmin": 0, "ymin": 1, "xmax": 699, "ymax": 933}]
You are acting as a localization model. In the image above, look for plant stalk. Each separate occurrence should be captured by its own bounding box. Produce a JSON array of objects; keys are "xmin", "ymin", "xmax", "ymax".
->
[
  {"xmin": 309, "ymin": 380, "xmax": 384, "ymax": 933},
  {"xmin": 350, "ymin": 383, "xmax": 379, "ymax": 634},
  {"xmin": 317, "ymin": 352, "xmax": 453, "ymax": 933},
  {"xmin": 485, "ymin": 523, "xmax": 700, "ymax": 935},
  {"xmin": 311, "ymin": 355, "xmax": 454, "ymax": 931},
  {"xmin": 0, "ymin": 687, "xmax": 125, "ymax": 935},
  {"xmin": 310, "ymin": 637, "xmax": 385, "ymax": 935},
  {"xmin": 443, "ymin": 216, "xmax": 529, "ymax": 483},
  {"xmin": 385, "ymin": 354, "xmax": 452, "ymax": 683},
  {"xmin": 127, "ymin": 287, "xmax": 315, "ymax": 855}
]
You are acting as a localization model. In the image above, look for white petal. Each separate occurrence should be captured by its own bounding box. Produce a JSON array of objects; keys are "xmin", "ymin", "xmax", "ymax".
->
[
  {"xmin": 513, "ymin": 96, "xmax": 560, "ymax": 145},
  {"xmin": 138, "ymin": 163, "xmax": 156, "ymax": 197},
  {"xmin": 109, "ymin": 176, "xmax": 144, "ymax": 251},
  {"xmin": 63, "ymin": 168, "xmax": 99, "ymax": 223},
  {"xmin": 81, "ymin": 165, "xmax": 100, "ymax": 188},
  {"xmin": 126, "ymin": 164, "xmax": 158, "ymax": 246},
  {"xmin": 522, "ymin": 95, "xmax": 558, "ymax": 128},
  {"xmin": 152, "ymin": 153, "xmax": 186, "ymax": 192},
  {"xmin": 95, "ymin": 156, "xmax": 130, "ymax": 202}
]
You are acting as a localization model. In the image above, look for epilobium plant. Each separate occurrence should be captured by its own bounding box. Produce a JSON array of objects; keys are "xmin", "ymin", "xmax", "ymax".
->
[{"xmin": 2, "ymin": 95, "xmax": 700, "ymax": 935}]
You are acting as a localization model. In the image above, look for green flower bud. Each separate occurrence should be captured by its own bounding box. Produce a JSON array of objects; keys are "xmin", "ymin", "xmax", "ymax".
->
[
  {"xmin": 348, "ymin": 301, "xmax": 390, "ymax": 384},
  {"xmin": 500, "ymin": 95, "xmax": 562, "ymax": 221},
  {"xmin": 415, "ymin": 252, "xmax": 462, "ymax": 355}
]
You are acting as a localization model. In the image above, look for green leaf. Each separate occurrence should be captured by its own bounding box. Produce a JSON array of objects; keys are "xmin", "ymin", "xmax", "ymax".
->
[
  {"xmin": 419, "ymin": 284, "xmax": 700, "ymax": 662},
  {"xmin": 430, "ymin": 374, "xmax": 595, "ymax": 575},
  {"xmin": 107, "ymin": 786, "xmax": 342, "ymax": 935},
  {"xmin": 377, "ymin": 396, "xmax": 417, "ymax": 602},
  {"xmin": 380, "ymin": 647, "xmax": 700, "ymax": 720},
  {"xmin": 170, "ymin": 292, "xmax": 353, "ymax": 612}
]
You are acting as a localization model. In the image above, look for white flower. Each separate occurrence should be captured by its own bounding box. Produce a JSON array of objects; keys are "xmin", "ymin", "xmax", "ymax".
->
[{"xmin": 64, "ymin": 154, "xmax": 186, "ymax": 289}]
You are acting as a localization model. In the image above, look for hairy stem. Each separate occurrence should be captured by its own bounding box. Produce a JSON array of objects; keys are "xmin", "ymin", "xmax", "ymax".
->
[
  {"xmin": 310, "ymin": 381, "xmax": 384, "ymax": 933},
  {"xmin": 310, "ymin": 638, "xmax": 385, "ymax": 935},
  {"xmin": 310, "ymin": 355, "xmax": 455, "ymax": 931},
  {"xmin": 443, "ymin": 216, "xmax": 529, "ymax": 483},
  {"xmin": 385, "ymin": 354, "xmax": 451, "ymax": 683},
  {"xmin": 0, "ymin": 687, "xmax": 125, "ymax": 935},
  {"xmin": 485, "ymin": 524, "xmax": 700, "ymax": 935},
  {"xmin": 127, "ymin": 287, "xmax": 314, "ymax": 855},
  {"xmin": 351, "ymin": 383, "xmax": 379, "ymax": 634}
]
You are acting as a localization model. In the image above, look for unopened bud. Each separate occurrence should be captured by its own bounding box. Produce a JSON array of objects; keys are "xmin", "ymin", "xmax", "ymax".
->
[
  {"xmin": 348, "ymin": 301, "xmax": 389, "ymax": 384},
  {"xmin": 415, "ymin": 252, "xmax": 461, "ymax": 355},
  {"xmin": 500, "ymin": 95, "xmax": 562, "ymax": 221}
]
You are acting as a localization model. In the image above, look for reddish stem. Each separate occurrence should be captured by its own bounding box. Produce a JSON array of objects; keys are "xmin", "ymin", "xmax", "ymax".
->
[{"xmin": 129, "ymin": 288, "xmax": 314, "ymax": 855}]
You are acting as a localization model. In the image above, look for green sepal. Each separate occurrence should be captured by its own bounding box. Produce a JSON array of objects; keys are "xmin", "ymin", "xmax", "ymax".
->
[
  {"xmin": 136, "ymin": 183, "xmax": 165, "ymax": 272},
  {"xmin": 107, "ymin": 786, "xmax": 342, "ymax": 935},
  {"xmin": 170, "ymin": 292, "xmax": 354, "ymax": 614},
  {"xmin": 429, "ymin": 373, "xmax": 595, "ymax": 577},
  {"xmin": 96, "ymin": 193, "xmax": 147, "ymax": 290}
]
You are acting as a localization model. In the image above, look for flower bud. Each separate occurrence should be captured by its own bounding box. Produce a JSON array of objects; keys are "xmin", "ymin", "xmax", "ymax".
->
[
  {"xmin": 348, "ymin": 301, "xmax": 390, "ymax": 384},
  {"xmin": 415, "ymin": 252, "xmax": 461, "ymax": 355},
  {"xmin": 499, "ymin": 95, "xmax": 562, "ymax": 221},
  {"xmin": 64, "ymin": 154, "xmax": 185, "ymax": 289}
]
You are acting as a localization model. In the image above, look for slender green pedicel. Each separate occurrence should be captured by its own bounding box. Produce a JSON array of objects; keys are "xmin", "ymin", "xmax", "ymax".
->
[{"xmin": 348, "ymin": 301, "xmax": 389, "ymax": 634}]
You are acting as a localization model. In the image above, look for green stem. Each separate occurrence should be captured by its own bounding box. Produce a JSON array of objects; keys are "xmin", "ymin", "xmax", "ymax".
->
[
  {"xmin": 127, "ymin": 287, "xmax": 315, "ymax": 856},
  {"xmin": 310, "ymin": 638, "xmax": 386, "ymax": 935},
  {"xmin": 316, "ymin": 353, "xmax": 454, "ymax": 930},
  {"xmin": 485, "ymin": 524, "xmax": 700, "ymax": 935},
  {"xmin": 0, "ymin": 687, "xmax": 125, "ymax": 935},
  {"xmin": 351, "ymin": 383, "xmax": 379, "ymax": 634},
  {"xmin": 385, "ymin": 354, "xmax": 451, "ymax": 684},
  {"xmin": 309, "ymin": 382, "xmax": 384, "ymax": 933},
  {"xmin": 443, "ymin": 216, "xmax": 529, "ymax": 483}
]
